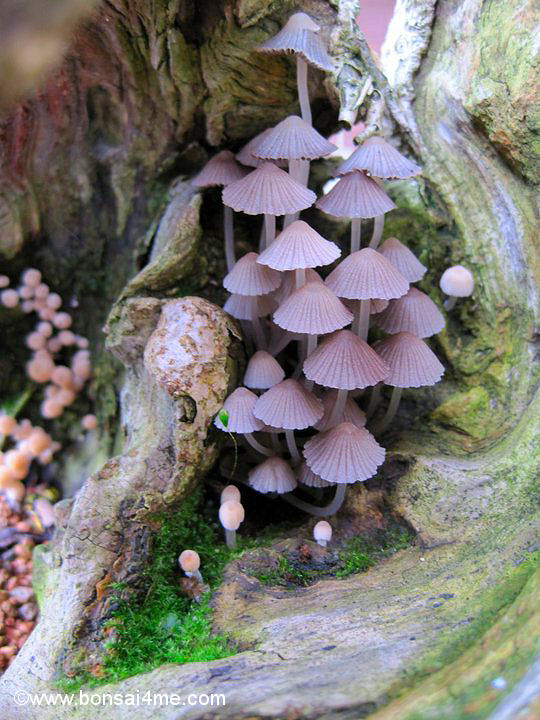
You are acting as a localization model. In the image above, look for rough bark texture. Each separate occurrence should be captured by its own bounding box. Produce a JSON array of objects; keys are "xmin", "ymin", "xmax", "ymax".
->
[{"xmin": 0, "ymin": 0, "xmax": 539, "ymax": 718}]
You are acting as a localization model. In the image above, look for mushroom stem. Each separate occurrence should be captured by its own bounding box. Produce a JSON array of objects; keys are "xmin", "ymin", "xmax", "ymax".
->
[
  {"xmin": 366, "ymin": 383, "xmax": 382, "ymax": 419},
  {"xmin": 251, "ymin": 297, "xmax": 266, "ymax": 350},
  {"xmin": 296, "ymin": 55, "xmax": 312, "ymax": 126},
  {"xmin": 224, "ymin": 529, "xmax": 237, "ymax": 549},
  {"xmin": 284, "ymin": 483, "xmax": 347, "ymax": 517},
  {"xmin": 186, "ymin": 570, "xmax": 204, "ymax": 583},
  {"xmin": 244, "ymin": 432, "xmax": 274, "ymax": 456},
  {"xmin": 369, "ymin": 215, "xmax": 385, "ymax": 249},
  {"xmin": 374, "ymin": 386, "xmax": 403, "ymax": 434},
  {"xmin": 269, "ymin": 329, "xmax": 296, "ymax": 356},
  {"xmin": 270, "ymin": 433, "xmax": 282, "ymax": 454},
  {"xmin": 295, "ymin": 268, "xmax": 306, "ymax": 289},
  {"xmin": 285, "ymin": 160, "xmax": 310, "ymax": 227},
  {"xmin": 352, "ymin": 299, "xmax": 371, "ymax": 341},
  {"xmin": 304, "ymin": 333, "xmax": 318, "ymax": 391},
  {"xmin": 263, "ymin": 214, "xmax": 276, "ymax": 249},
  {"xmin": 224, "ymin": 205, "xmax": 235, "ymax": 271},
  {"xmin": 328, "ymin": 388, "xmax": 348, "ymax": 428},
  {"xmin": 285, "ymin": 429, "xmax": 301, "ymax": 465},
  {"xmin": 351, "ymin": 218, "xmax": 362, "ymax": 253},
  {"xmin": 239, "ymin": 321, "xmax": 255, "ymax": 355},
  {"xmin": 444, "ymin": 296, "xmax": 457, "ymax": 310}
]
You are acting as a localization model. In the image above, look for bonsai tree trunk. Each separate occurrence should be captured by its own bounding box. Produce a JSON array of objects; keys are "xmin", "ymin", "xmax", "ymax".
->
[{"xmin": 0, "ymin": 1, "xmax": 538, "ymax": 718}]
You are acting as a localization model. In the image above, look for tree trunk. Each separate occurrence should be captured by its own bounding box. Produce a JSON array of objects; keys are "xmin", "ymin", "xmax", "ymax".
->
[{"xmin": 0, "ymin": 1, "xmax": 538, "ymax": 718}]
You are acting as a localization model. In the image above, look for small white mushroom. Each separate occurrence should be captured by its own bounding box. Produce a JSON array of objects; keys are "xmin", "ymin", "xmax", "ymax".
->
[
  {"xmin": 220, "ymin": 484, "xmax": 241, "ymax": 505},
  {"xmin": 178, "ymin": 549, "xmax": 203, "ymax": 583},
  {"xmin": 218, "ymin": 500, "xmax": 245, "ymax": 549},
  {"xmin": 313, "ymin": 520, "xmax": 332, "ymax": 547},
  {"xmin": 439, "ymin": 265, "xmax": 474, "ymax": 310}
]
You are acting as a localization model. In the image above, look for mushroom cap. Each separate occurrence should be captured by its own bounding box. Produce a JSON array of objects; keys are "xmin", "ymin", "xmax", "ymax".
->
[
  {"xmin": 220, "ymin": 485, "xmax": 241, "ymax": 504},
  {"xmin": 314, "ymin": 390, "xmax": 367, "ymax": 431},
  {"xmin": 304, "ymin": 329, "xmax": 390, "ymax": 390},
  {"xmin": 298, "ymin": 461, "xmax": 332, "ymax": 487},
  {"xmin": 219, "ymin": 500, "xmax": 245, "ymax": 530},
  {"xmin": 273, "ymin": 281, "xmax": 353, "ymax": 334},
  {"xmin": 273, "ymin": 267, "xmax": 322, "ymax": 305},
  {"xmin": 192, "ymin": 150, "xmax": 247, "ymax": 188},
  {"xmin": 313, "ymin": 520, "xmax": 332, "ymax": 542},
  {"xmin": 222, "ymin": 162, "xmax": 316, "ymax": 216},
  {"xmin": 316, "ymin": 171, "xmax": 396, "ymax": 219},
  {"xmin": 378, "ymin": 237, "xmax": 427, "ymax": 283},
  {"xmin": 244, "ymin": 351, "xmax": 285, "ymax": 390},
  {"xmin": 337, "ymin": 136, "xmax": 422, "ymax": 179},
  {"xmin": 373, "ymin": 332, "xmax": 445, "ymax": 388},
  {"xmin": 223, "ymin": 252, "xmax": 281, "ymax": 296},
  {"xmin": 236, "ymin": 129, "xmax": 287, "ymax": 168},
  {"xmin": 223, "ymin": 292, "xmax": 277, "ymax": 320},
  {"xmin": 371, "ymin": 298, "xmax": 390, "ymax": 314},
  {"xmin": 214, "ymin": 387, "xmax": 264, "ymax": 433},
  {"xmin": 253, "ymin": 115, "xmax": 336, "ymax": 160},
  {"xmin": 248, "ymin": 456, "xmax": 297, "ymax": 494},
  {"xmin": 325, "ymin": 248, "xmax": 409, "ymax": 300},
  {"xmin": 178, "ymin": 549, "xmax": 200, "ymax": 573},
  {"xmin": 257, "ymin": 13, "xmax": 333, "ymax": 72},
  {"xmin": 254, "ymin": 378, "xmax": 323, "ymax": 430},
  {"xmin": 373, "ymin": 287, "xmax": 445, "ymax": 338},
  {"xmin": 440, "ymin": 265, "xmax": 474, "ymax": 297},
  {"xmin": 257, "ymin": 220, "xmax": 341, "ymax": 271},
  {"xmin": 0, "ymin": 415, "xmax": 16, "ymax": 435},
  {"xmin": 304, "ymin": 422, "xmax": 385, "ymax": 484}
]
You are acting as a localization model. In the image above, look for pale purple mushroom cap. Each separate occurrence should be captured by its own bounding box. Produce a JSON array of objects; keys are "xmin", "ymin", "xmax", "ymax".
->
[
  {"xmin": 314, "ymin": 390, "xmax": 367, "ymax": 431},
  {"xmin": 273, "ymin": 267, "xmax": 322, "ymax": 305},
  {"xmin": 373, "ymin": 287, "xmax": 445, "ymax": 338},
  {"xmin": 254, "ymin": 378, "xmax": 323, "ymax": 429},
  {"xmin": 236, "ymin": 129, "xmax": 287, "ymax": 168},
  {"xmin": 222, "ymin": 162, "xmax": 316, "ymax": 216},
  {"xmin": 244, "ymin": 351, "xmax": 285, "ymax": 390},
  {"xmin": 249, "ymin": 456, "xmax": 298, "ymax": 494},
  {"xmin": 304, "ymin": 422, "xmax": 385, "ymax": 484},
  {"xmin": 257, "ymin": 220, "xmax": 341, "ymax": 271},
  {"xmin": 325, "ymin": 248, "xmax": 409, "ymax": 300},
  {"xmin": 257, "ymin": 13, "xmax": 333, "ymax": 72},
  {"xmin": 223, "ymin": 292, "xmax": 277, "ymax": 320},
  {"xmin": 214, "ymin": 387, "xmax": 264, "ymax": 433},
  {"xmin": 298, "ymin": 461, "xmax": 332, "ymax": 488},
  {"xmin": 273, "ymin": 281, "xmax": 353, "ymax": 334},
  {"xmin": 337, "ymin": 136, "xmax": 422, "ymax": 179},
  {"xmin": 223, "ymin": 252, "xmax": 281, "ymax": 296},
  {"xmin": 192, "ymin": 150, "xmax": 248, "ymax": 187},
  {"xmin": 378, "ymin": 237, "xmax": 427, "ymax": 283},
  {"xmin": 254, "ymin": 115, "xmax": 336, "ymax": 160},
  {"xmin": 316, "ymin": 171, "xmax": 396, "ymax": 219},
  {"xmin": 373, "ymin": 332, "xmax": 445, "ymax": 388},
  {"xmin": 303, "ymin": 329, "xmax": 390, "ymax": 390}
]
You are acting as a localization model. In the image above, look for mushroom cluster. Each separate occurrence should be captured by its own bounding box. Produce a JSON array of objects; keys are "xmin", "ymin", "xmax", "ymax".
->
[{"xmin": 194, "ymin": 13, "xmax": 452, "ymax": 517}]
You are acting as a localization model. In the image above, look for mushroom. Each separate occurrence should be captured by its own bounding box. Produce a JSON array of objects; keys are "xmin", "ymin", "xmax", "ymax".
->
[
  {"xmin": 1, "ymin": 289, "xmax": 19, "ymax": 308},
  {"xmin": 0, "ymin": 415, "xmax": 16, "ymax": 435},
  {"xmin": 178, "ymin": 549, "xmax": 203, "ymax": 583},
  {"xmin": 378, "ymin": 237, "xmax": 427, "ymax": 283},
  {"xmin": 298, "ymin": 462, "xmax": 331, "ymax": 488},
  {"xmin": 325, "ymin": 248, "xmax": 409, "ymax": 341},
  {"xmin": 81, "ymin": 414, "xmax": 97, "ymax": 431},
  {"xmin": 439, "ymin": 265, "xmax": 474, "ymax": 310},
  {"xmin": 248, "ymin": 456, "xmax": 297, "ymax": 494},
  {"xmin": 253, "ymin": 378, "xmax": 323, "ymax": 464},
  {"xmin": 220, "ymin": 485, "xmax": 241, "ymax": 504},
  {"xmin": 192, "ymin": 150, "xmax": 247, "ymax": 271},
  {"xmin": 373, "ymin": 331, "xmax": 445, "ymax": 433},
  {"xmin": 214, "ymin": 387, "xmax": 272, "ymax": 456},
  {"xmin": 244, "ymin": 351, "xmax": 285, "ymax": 391},
  {"xmin": 0, "ymin": 275, "xmax": 10, "ymax": 288},
  {"xmin": 316, "ymin": 170, "xmax": 396, "ymax": 253},
  {"xmin": 257, "ymin": 13, "xmax": 333, "ymax": 127},
  {"xmin": 314, "ymin": 390, "xmax": 367, "ymax": 432},
  {"xmin": 336, "ymin": 136, "xmax": 422, "ymax": 248},
  {"xmin": 313, "ymin": 520, "xmax": 332, "ymax": 547},
  {"xmin": 222, "ymin": 162, "xmax": 316, "ymax": 249},
  {"xmin": 218, "ymin": 500, "xmax": 245, "ymax": 548},
  {"xmin": 373, "ymin": 287, "xmax": 445, "ymax": 338}
]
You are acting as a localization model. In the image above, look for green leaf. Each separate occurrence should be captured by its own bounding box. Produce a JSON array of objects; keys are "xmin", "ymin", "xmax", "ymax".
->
[{"xmin": 218, "ymin": 408, "xmax": 229, "ymax": 427}]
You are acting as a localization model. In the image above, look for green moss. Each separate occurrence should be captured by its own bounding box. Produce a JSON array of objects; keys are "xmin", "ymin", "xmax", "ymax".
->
[
  {"xmin": 336, "ymin": 526, "xmax": 414, "ymax": 578},
  {"xmin": 431, "ymin": 386, "xmax": 491, "ymax": 439}
]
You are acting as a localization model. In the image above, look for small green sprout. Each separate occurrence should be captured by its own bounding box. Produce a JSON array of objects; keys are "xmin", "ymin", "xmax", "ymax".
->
[{"xmin": 218, "ymin": 408, "xmax": 237, "ymax": 477}]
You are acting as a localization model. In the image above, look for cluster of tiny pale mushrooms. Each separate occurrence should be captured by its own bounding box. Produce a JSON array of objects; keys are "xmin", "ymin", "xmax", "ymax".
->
[
  {"xmin": 191, "ymin": 12, "xmax": 475, "ymax": 530},
  {"xmin": 0, "ymin": 268, "xmax": 96, "ymax": 508}
]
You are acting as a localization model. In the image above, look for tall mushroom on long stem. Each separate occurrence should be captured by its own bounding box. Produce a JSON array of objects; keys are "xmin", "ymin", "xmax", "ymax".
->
[
  {"xmin": 316, "ymin": 170, "xmax": 396, "ymax": 254},
  {"xmin": 372, "ymin": 332, "xmax": 445, "ymax": 434},
  {"xmin": 336, "ymin": 136, "xmax": 422, "ymax": 249},
  {"xmin": 192, "ymin": 150, "xmax": 247, "ymax": 272},
  {"xmin": 222, "ymin": 162, "xmax": 316, "ymax": 250},
  {"xmin": 257, "ymin": 13, "xmax": 333, "ymax": 127},
  {"xmin": 325, "ymin": 247, "xmax": 409, "ymax": 341}
]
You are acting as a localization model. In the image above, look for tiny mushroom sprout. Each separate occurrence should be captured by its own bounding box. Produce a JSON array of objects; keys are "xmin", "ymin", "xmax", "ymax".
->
[
  {"xmin": 219, "ymin": 499, "xmax": 245, "ymax": 549},
  {"xmin": 336, "ymin": 136, "xmax": 422, "ymax": 248},
  {"xmin": 220, "ymin": 485, "xmax": 241, "ymax": 504},
  {"xmin": 192, "ymin": 150, "xmax": 247, "ymax": 272},
  {"xmin": 313, "ymin": 520, "xmax": 332, "ymax": 547},
  {"xmin": 214, "ymin": 387, "xmax": 272, "ymax": 457},
  {"xmin": 440, "ymin": 265, "xmax": 475, "ymax": 310},
  {"xmin": 257, "ymin": 12, "xmax": 333, "ymax": 126},
  {"xmin": 178, "ymin": 550, "xmax": 203, "ymax": 583}
]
